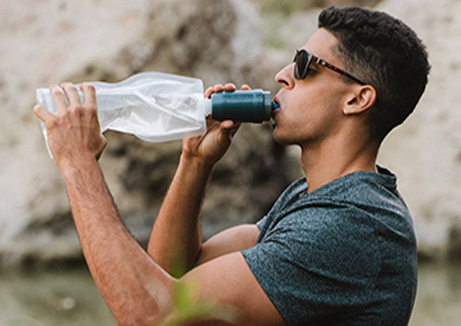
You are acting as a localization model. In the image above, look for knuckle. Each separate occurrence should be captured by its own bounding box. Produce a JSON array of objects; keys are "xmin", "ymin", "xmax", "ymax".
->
[
  {"xmin": 70, "ymin": 105, "xmax": 83, "ymax": 115},
  {"xmin": 83, "ymin": 82, "xmax": 95, "ymax": 92},
  {"xmin": 60, "ymin": 82, "xmax": 70, "ymax": 90},
  {"xmin": 46, "ymin": 119, "xmax": 57, "ymax": 129},
  {"xmin": 63, "ymin": 82, "xmax": 77, "ymax": 92},
  {"xmin": 50, "ymin": 85, "xmax": 62, "ymax": 95},
  {"xmin": 57, "ymin": 111, "xmax": 68, "ymax": 121},
  {"xmin": 86, "ymin": 105, "xmax": 97, "ymax": 114},
  {"xmin": 77, "ymin": 105, "xmax": 86, "ymax": 113}
]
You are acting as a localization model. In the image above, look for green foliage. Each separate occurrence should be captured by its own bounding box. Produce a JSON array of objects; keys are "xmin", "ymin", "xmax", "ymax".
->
[{"xmin": 159, "ymin": 280, "xmax": 237, "ymax": 326}]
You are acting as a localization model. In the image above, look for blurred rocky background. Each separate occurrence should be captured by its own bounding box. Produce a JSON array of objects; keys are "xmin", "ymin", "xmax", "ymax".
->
[
  {"xmin": 1, "ymin": 0, "xmax": 461, "ymax": 325},
  {"xmin": 0, "ymin": 0, "xmax": 460, "ymax": 271},
  {"xmin": 0, "ymin": 0, "xmax": 294, "ymax": 268}
]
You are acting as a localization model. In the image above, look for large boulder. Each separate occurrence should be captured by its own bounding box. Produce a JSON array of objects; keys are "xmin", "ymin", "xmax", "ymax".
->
[
  {"xmin": 376, "ymin": 0, "xmax": 461, "ymax": 260},
  {"xmin": 0, "ymin": 0, "xmax": 292, "ymax": 268}
]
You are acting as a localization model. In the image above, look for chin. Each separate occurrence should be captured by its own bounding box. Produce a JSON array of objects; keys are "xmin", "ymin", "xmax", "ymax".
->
[{"xmin": 272, "ymin": 128, "xmax": 297, "ymax": 146}]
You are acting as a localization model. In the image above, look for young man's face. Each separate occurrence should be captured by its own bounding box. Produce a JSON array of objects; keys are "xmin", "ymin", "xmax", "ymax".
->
[{"xmin": 272, "ymin": 28, "xmax": 356, "ymax": 147}]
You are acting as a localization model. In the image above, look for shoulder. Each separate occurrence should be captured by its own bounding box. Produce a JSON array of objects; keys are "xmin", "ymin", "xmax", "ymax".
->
[
  {"xmin": 267, "ymin": 197, "xmax": 379, "ymax": 239},
  {"xmin": 255, "ymin": 176, "xmax": 307, "ymax": 235},
  {"xmin": 254, "ymin": 194, "xmax": 383, "ymax": 266},
  {"xmin": 242, "ymin": 202, "xmax": 382, "ymax": 324}
]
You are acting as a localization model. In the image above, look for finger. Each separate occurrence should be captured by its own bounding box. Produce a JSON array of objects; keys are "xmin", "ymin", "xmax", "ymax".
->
[
  {"xmin": 204, "ymin": 116, "xmax": 223, "ymax": 132},
  {"xmin": 204, "ymin": 86, "xmax": 214, "ymax": 99},
  {"xmin": 241, "ymin": 84, "xmax": 251, "ymax": 91},
  {"xmin": 33, "ymin": 104, "xmax": 56, "ymax": 123},
  {"xmin": 218, "ymin": 121, "xmax": 233, "ymax": 144},
  {"xmin": 220, "ymin": 120, "xmax": 234, "ymax": 130},
  {"xmin": 224, "ymin": 83, "xmax": 236, "ymax": 92},
  {"xmin": 218, "ymin": 120, "xmax": 240, "ymax": 144},
  {"xmin": 61, "ymin": 82, "xmax": 81, "ymax": 107},
  {"xmin": 230, "ymin": 122, "xmax": 241, "ymax": 137},
  {"xmin": 49, "ymin": 84, "xmax": 68, "ymax": 114},
  {"xmin": 213, "ymin": 84, "xmax": 224, "ymax": 93},
  {"xmin": 80, "ymin": 82, "xmax": 97, "ymax": 107},
  {"xmin": 220, "ymin": 120, "xmax": 241, "ymax": 136}
]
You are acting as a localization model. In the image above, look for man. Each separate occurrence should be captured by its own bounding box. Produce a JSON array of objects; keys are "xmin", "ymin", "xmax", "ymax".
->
[{"xmin": 33, "ymin": 6, "xmax": 430, "ymax": 326}]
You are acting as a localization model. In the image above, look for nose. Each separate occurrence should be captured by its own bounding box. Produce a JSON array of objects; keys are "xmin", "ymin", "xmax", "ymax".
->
[{"xmin": 275, "ymin": 63, "xmax": 295, "ymax": 90}]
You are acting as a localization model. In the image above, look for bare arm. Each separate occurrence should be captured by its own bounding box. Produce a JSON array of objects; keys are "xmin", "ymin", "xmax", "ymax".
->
[
  {"xmin": 147, "ymin": 153, "xmax": 212, "ymax": 276},
  {"xmin": 58, "ymin": 156, "xmax": 270, "ymax": 325},
  {"xmin": 60, "ymin": 158, "xmax": 276, "ymax": 326},
  {"xmin": 195, "ymin": 224, "xmax": 259, "ymax": 266},
  {"xmin": 148, "ymin": 83, "xmax": 255, "ymax": 275},
  {"xmin": 33, "ymin": 82, "xmax": 284, "ymax": 326},
  {"xmin": 62, "ymin": 158, "xmax": 173, "ymax": 324},
  {"xmin": 34, "ymin": 82, "xmax": 174, "ymax": 324}
]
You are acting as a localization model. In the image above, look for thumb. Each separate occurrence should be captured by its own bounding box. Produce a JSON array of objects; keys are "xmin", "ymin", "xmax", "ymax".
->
[
  {"xmin": 220, "ymin": 120, "xmax": 234, "ymax": 131},
  {"xmin": 217, "ymin": 120, "xmax": 234, "ymax": 143},
  {"xmin": 33, "ymin": 105, "xmax": 55, "ymax": 123},
  {"xmin": 220, "ymin": 120, "xmax": 240, "ymax": 137}
]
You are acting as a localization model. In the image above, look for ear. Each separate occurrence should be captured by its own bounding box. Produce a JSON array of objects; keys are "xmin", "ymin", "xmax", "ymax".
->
[{"xmin": 343, "ymin": 85, "xmax": 377, "ymax": 116}]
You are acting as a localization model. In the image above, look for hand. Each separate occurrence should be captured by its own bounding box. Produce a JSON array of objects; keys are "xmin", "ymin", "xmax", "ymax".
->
[
  {"xmin": 182, "ymin": 83, "xmax": 251, "ymax": 167},
  {"xmin": 33, "ymin": 82, "xmax": 107, "ymax": 169}
]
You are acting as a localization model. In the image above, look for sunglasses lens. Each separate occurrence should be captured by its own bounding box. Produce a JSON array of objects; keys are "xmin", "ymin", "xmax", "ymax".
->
[{"xmin": 294, "ymin": 50, "xmax": 309, "ymax": 80}]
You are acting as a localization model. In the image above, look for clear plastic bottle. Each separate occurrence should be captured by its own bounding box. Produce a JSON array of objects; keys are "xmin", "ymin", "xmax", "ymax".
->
[{"xmin": 36, "ymin": 72, "xmax": 277, "ymax": 156}]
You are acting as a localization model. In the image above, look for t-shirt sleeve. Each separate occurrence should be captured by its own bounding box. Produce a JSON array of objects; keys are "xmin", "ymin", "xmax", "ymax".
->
[
  {"xmin": 256, "ymin": 215, "xmax": 269, "ymax": 231},
  {"xmin": 241, "ymin": 204, "xmax": 382, "ymax": 325}
]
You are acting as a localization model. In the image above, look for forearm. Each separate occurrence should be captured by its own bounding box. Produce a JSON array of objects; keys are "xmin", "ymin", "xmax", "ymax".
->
[
  {"xmin": 62, "ymin": 159, "xmax": 174, "ymax": 326},
  {"xmin": 148, "ymin": 153, "xmax": 213, "ymax": 275}
]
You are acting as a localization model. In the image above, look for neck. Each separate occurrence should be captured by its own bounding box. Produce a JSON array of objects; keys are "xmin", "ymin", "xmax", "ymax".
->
[{"xmin": 300, "ymin": 134, "xmax": 380, "ymax": 193}]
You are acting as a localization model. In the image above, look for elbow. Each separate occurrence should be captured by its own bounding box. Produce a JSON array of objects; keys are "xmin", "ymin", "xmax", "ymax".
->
[
  {"xmin": 112, "ymin": 297, "xmax": 169, "ymax": 326},
  {"xmin": 110, "ymin": 276, "xmax": 177, "ymax": 326},
  {"xmin": 113, "ymin": 291, "xmax": 175, "ymax": 326}
]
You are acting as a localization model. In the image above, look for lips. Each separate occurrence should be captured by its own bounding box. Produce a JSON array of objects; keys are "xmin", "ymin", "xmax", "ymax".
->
[{"xmin": 272, "ymin": 98, "xmax": 281, "ymax": 116}]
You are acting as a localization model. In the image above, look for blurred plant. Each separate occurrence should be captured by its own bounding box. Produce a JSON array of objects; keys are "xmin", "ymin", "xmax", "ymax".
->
[
  {"xmin": 159, "ymin": 280, "xmax": 238, "ymax": 326},
  {"xmin": 153, "ymin": 257, "xmax": 238, "ymax": 326}
]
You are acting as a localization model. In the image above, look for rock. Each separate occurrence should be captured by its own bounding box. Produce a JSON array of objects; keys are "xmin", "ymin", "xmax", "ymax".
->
[
  {"xmin": 0, "ymin": 0, "xmax": 292, "ymax": 268},
  {"xmin": 376, "ymin": 0, "xmax": 461, "ymax": 260}
]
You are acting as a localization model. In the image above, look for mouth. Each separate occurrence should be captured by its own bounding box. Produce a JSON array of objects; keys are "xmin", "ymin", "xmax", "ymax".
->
[
  {"xmin": 272, "ymin": 97, "xmax": 281, "ymax": 115},
  {"xmin": 271, "ymin": 98, "xmax": 281, "ymax": 130}
]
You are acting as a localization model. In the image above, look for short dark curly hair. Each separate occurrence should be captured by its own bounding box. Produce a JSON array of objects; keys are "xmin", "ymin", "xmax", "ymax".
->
[{"xmin": 318, "ymin": 7, "xmax": 430, "ymax": 141}]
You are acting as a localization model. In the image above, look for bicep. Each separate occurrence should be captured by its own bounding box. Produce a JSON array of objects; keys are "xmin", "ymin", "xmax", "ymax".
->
[
  {"xmin": 180, "ymin": 252, "xmax": 285, "ymax": 326},
  {"xmin": 195, "ymin": 224, "xmax": 259, "ymax": 266}
]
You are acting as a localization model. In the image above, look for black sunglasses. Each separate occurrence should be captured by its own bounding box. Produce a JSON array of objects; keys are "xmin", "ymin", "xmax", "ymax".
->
[{"xmin": 293, "ymin": 49, "xmax": 366, "ymax": 86}]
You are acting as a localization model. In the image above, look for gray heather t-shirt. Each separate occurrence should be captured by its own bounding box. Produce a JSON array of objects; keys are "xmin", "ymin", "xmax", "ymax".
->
[{"xmin": 241, "ymin": 166, "xmax": 417, "ymax": 326}]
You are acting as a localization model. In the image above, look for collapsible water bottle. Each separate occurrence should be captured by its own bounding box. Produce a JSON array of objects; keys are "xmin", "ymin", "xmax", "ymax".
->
[{"xmin": 35, "ymin": 72, "xmax": 278, "ymax": 156}]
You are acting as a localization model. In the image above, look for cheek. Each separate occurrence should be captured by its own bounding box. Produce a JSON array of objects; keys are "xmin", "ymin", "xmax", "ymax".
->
[
  {"xmin": 287, "ymin": 89, "xmax": 342, "ymax": 136},
  {"xmin": 288, "ymin": 91, "xmax": 323, "ymax": 124}
]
